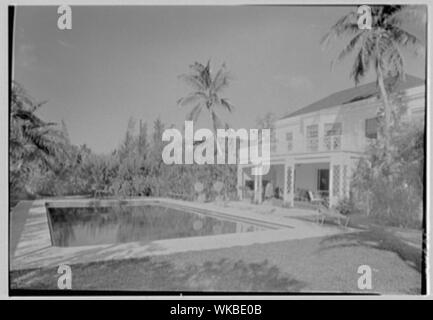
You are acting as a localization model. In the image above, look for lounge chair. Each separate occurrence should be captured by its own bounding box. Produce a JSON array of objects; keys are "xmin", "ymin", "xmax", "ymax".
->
[
  {"xmin": 307, "ymin": 190, "xmax": 325, "ymax": 205},
  {"xmin": 316, "ymin": 203, "xmax": 350, "ymax": 227},
  {"xmin": 308, "ymin": 191, "xmax": 350, "ymax": 227}
]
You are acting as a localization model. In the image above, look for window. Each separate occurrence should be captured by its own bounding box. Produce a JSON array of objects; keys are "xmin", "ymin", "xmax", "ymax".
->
[
  {"xmin": 306, "ymin": 125, "xmax": 318, "ymax": 151},
  {"xmin": 324, "ymin": 123, "xmax": 342, "ymax": 150},
  {"xmin": 324, "ymin": 123, "xmax": 342, "ymax": 136},
  {"xmin": 306, "ymin": 125, "xmax": 318, "ymax": 138},
  {"xmin": 365, "ymin": 118, "xmax": 378, "ymax": 139},
  {"xmin": 286, "ymin": 132, "xmax": 293, "ymax": 151}
]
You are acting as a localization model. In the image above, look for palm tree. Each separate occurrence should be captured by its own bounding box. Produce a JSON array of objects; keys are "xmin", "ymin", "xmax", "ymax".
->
[
  {"xmin": 10, "ymin": 81, "xmax": 68, "ymax": 189},
  {"xmin": 322, "ymin": 5, "xmax": 425, "ymax": 147},
  {"xmin": 177, "ymin": 60, "xmax": 234, "ymax": 134}
]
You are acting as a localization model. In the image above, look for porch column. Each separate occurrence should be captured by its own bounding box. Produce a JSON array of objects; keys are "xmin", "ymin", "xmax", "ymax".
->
[
  {"xmin": 341, "ymin": 159, "xmax": 351, "ymax": 199},
  {"xmin": 284, "ymin": 161, "xmax": 295, "ymax": 207},
  {"xmin": 253, "ymin": 165, "xmax": 263, "ymax": 204},
  {"xmin": 329, "ymin": 161, "xmax": 333, "ymax": 205},
  {"xmin": 329, "ymin": 155, "xmax": 350, "ymax": 207},
  {"xmin": 329, "ymin": 157, "xmax": 341, "ymax": 207},
  {"xmin": 253, "ymin": 172, "xmax": 258, "ymax": 203},
  {"xmin": 258, "ymin": 173, "xmax": 263, "ymax": 203},
  {"xmin": 237, "ymin": 165, "xmax": 243, "ymax": 200}
]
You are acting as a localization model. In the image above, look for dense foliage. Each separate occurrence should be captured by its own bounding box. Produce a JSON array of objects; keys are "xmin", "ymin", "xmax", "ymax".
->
[
  {"xmin": 10, "ymin": 81, "xmax": 68, "ymax": 198},
  {"xmin": 322, "ymin": 5, "xmax": 425, "ymax": 145},
  {"xmin": 351, "ymin": 119, "xmax": 424, "ymax": 228},
  {"xmin": 10, "ymin": 83, "xmax": 238, "ymax": 202}
]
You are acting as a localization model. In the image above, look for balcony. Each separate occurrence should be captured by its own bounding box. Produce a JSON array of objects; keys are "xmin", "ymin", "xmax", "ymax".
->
[
  {"xmin": 274, "ymin": 133, "xmax": 344, "ymax": 154},
  {"xmin": 306, "ymin": 137, "xmax": 319, "ymax": 152},
  {"xmin": 323, "ymin": 135, "xmax": 341, "ymax": 151}
]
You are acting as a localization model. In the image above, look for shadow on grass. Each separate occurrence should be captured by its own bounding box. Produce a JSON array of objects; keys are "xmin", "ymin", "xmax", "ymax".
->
[
  {"xmin": 319, "ymin": 227, "xmax": 423, "ymax": 273},
  {"xmin": 11, "ymin": 257, "xmax": 306, "ymax": 292}
]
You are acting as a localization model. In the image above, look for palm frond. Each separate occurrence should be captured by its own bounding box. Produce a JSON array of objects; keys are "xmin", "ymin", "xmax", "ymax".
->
[
  {"xmin": 212, "ymin": 65, "xmax": 231, "ymax": 92},
  {"xmin": 390, "ymin": 26, "xmax": 425, "ymax": 56},
  {"xmin": 178, "ymin": 74, "xmax": 206, "ymax": 91},
  {"xmin": 220, "ymin": 98, "xmax": 235, "ymax": 113},
  {"xmin": 190, "ymin": 61, "xmax": 206, "ymax": 74},
  {"xmin": 202, "ymin": 61, "xmax": 212, "ymax": 88},
  {"xmin": 386, "ymin": 5, "xmax": 426, "ymax": 26},
  {"xmin": 321, "ymin": 11, "xmax": 359, "ymax": 48},
  {"xmin": 351, "ymin": 48, "xmax": 369, "ymax": 85},
  {"xmin": 332, "ymin": 31, "xmax": 365, "ymax": 68},
  {"xmin": 186, "ymin": 104, "xmax": 203, "ymax": 122},
  {"xmin": 385, "ymin": 38, "xmax": 406, "ymax": 82},
  {"xmin": 177, "ymin": 92, "xmax": 207, "ymax": 107}
]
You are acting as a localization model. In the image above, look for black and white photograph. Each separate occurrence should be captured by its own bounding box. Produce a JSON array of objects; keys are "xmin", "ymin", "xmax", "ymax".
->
[{"xmin": 4, "ymin": 1, "xmax": 430, "ymax": 300}]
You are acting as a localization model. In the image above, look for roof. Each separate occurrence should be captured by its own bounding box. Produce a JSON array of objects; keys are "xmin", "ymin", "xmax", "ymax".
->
[{"xmin": 281, "ymin": 75, "xmax": 425, "ymax": 120}]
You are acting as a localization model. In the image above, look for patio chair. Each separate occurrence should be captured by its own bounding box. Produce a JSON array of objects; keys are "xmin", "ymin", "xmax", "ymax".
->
[
  {"xmin": 316, "ymin": 203, "xmax": 350, "ymax": 227},
  {"xmin": 307, "ymin": 190, "xmax": 325, "ymax": 205},
  {"xmin": 307, "ymin": 190, "xmax": 327, "ymax": 223},
  {"xmin": 307, "ymin": 191, "xmax": 350, "ymax": 227}
]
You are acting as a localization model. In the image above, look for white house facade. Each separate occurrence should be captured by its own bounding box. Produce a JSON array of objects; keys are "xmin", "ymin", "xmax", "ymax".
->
[{"xmin": 237, "ymin": 75, "xmax": 425, "ymax": 207}]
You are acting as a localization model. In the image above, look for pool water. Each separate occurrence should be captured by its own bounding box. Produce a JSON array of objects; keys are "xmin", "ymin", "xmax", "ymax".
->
[{"xmin": 47, "ymin": 204, "xmax": 269, "ymax": 247}]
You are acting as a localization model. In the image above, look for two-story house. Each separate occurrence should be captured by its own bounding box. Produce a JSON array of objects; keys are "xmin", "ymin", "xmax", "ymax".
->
[{"xmin": 237, "ymin": 75, "xmax": 425, "ymax": 207}]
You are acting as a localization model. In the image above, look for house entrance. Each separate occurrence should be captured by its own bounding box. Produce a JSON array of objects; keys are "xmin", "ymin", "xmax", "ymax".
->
[{"xmin": 317, "ymin": 169, "xmax": 329, "ymax": 195}]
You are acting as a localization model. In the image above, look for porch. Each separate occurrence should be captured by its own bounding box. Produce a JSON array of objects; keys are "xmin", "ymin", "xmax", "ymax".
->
[{"xmin": 237, "ymin": 153, "xmax": 356, "ymax": 208}]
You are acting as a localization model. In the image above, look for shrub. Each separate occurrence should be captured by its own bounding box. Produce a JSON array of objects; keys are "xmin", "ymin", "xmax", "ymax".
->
[
  {"xmin": 351, "ymin": 123, "xmax": 424, "ymax": 228},
  {"xmin": 335, "ymin": 197, "xmax": 356, "ymax": 216}
]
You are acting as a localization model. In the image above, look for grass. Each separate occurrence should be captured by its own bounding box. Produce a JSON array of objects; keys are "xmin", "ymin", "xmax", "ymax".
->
[
  {"xmin": 10, "ymin": 227, "xmax": 423, "ymax": 294},
  {"xmin": 11, "ymin": 258, "xmax": 304, "ymax": 292},
  {"xmin": 321, "ymin": 226, "xmax": 423, "ymax": 273}
]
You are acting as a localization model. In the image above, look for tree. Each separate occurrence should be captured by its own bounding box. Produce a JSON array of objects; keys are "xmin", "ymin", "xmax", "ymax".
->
[
  {"xmin": 322, "ymin": 5, "xmax": 425, "ymax": 148},
  {"xmin": 351, "ymin": 122, "xmax": 424, "ymax": 227},
  {"xmin": 177, "ymin": 60, "xmax": 234, "ymax": 133},
  {"xmin": 256, "ymin": 112, "xmax": 277, "ymax": 147},
  {"xmin": 137, "ymin": 119, "xmax": 148, "ymax": 158},
  {"xmin": 118, "ymin": 117, "xmax": 137, "ymax": 160},
  {"xmin": 60, "ymin": 119, "xmax": 70, "ymax": 144},
  {"xmin": 10, "ymin": 81, "xmax": 68, "ymax": 195},
  {"xmin": 152, "ymin": 117, "xmax": 165, "ymax": 154}
]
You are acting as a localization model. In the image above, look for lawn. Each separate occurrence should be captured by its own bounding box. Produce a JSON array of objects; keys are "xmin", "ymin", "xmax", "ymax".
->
[{"xmin": 10, "ymin": 227, "xmax": 423, "ymax": 294}]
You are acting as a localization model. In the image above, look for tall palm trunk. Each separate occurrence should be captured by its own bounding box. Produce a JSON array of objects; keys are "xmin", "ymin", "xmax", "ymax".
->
[
  {"xmin": 375, "ymin": 33, "xmax": 391, "ymax": 152},
  {"xmin": 210, "ymin": 107, "xmax": 223, "ymax": 157},
  {"xmin": 377, "ymin": 66, "xmax": 391, "ymax": 149}
]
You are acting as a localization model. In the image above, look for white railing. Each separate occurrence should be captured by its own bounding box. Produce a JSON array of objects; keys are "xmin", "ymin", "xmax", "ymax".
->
[
  {"xmin": 323, "ymin": 135, "xmax": 341, "ymax": 151},
  {"xmin": 307, "ymin": 137, "xmax": 319, "ymax": 152}
]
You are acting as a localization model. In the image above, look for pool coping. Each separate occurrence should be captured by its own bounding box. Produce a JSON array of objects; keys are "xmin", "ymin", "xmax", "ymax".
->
[{"xmin": 10, "ymin": 198, "xmax": 354, "ymax": 271}]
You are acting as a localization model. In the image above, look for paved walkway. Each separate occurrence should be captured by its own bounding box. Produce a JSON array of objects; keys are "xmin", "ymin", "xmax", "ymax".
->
[
  {"xmin": 10, "ymin": 201, "xmax": 34, "ymax": 256},
  {"xmin": 217, "ymin": 200, "xmax": 321, "ymax": 218}
]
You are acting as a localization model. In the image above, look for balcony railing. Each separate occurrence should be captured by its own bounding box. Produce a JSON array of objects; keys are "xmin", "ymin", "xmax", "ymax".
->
[
  {"xmin": 272, "ymin": 135, "xmax": 343, "ymax": 154},
  {"xmin": 306, "ymin": 137, "xmax": 319, "ymax": 151},
  {"xmin": 323, "ymin": 135, "xmax": 341, "ymax": 151}
]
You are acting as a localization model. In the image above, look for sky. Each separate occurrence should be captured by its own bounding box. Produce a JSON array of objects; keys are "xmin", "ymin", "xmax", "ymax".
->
[{"xmin": 14, "ymin": 5, "xmax": 426, "ymax": 154}]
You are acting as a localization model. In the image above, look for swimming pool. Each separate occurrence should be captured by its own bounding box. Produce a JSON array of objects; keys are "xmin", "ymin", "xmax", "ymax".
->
[
  {"xmin": 47, "ymin": 203, "xmax": 272, "ymax": 247},
  {"xmin": 12, "ymin": 199, "xmax": 345, "ymax": 271}
]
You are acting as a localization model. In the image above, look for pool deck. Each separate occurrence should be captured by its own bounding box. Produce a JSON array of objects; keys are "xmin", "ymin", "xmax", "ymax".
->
[{"xmin": 10, "ymin": 198, "xmax": 357, "ymax": 271}]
